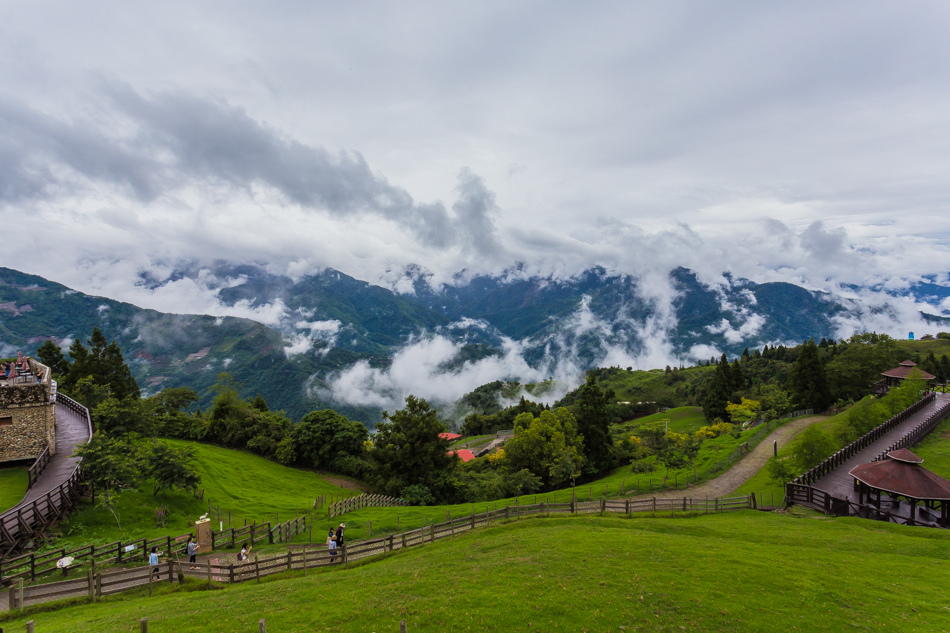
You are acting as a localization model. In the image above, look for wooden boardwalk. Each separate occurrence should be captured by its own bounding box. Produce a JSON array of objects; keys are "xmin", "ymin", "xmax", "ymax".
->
[
  {"xmin": 810, "ymin": 393, "xmax": 950, "ymax": 507},
  {"xmin": 15, "ymin": 402, "xmax": 91, "ymax": 509}
]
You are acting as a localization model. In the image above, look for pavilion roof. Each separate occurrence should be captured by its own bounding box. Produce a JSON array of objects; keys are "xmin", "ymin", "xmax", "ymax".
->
[
  {"xmin": 881, "ymin": 360, "xmax": 935, "ymax": 381},
  {"xmin": 850, "ymin": 450, "xmax": 950, "ymax": 501}
]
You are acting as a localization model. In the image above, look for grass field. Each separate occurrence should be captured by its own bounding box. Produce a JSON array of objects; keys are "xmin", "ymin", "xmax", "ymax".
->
[
  {"xmin": 907, "ymin": 415, "xmax": 950, "ymax": 479},
  {"xmin": 5, "ymin": 510, "xmax": 950, "ymax": 632},
  {"xmin": 609, "ymin": 405, "xmax": 707, "ymax": 439},
  {"xmin": 0, "ymin": 466, "xmax": 28, "ymax": 513},
  {"xmin": 50, "ymin": 440, "xmax": 354, "ymax": 549}
]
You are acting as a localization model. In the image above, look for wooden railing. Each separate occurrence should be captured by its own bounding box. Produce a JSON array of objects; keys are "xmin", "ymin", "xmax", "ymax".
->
[
  {"xmin": 328, "ymin": 493, "xmax": 408, "ymax": 518},
  {"xmin": 0, "ymin": 394, "xmax": 93, "ymax": 558},
  {"xmin": 26, "ymin": 445, "xmax": 51, "ymax": 489},
  {"xmin": 4, "ymin": 493, "xmax": 754, "ymax": 610},
  {"xmin": 791, "ymin": 393, "xmax": 936, "ymax": 487},
  {"xmin": 786, "ymin": 392, "xmax": 950, "ymax": 527}
]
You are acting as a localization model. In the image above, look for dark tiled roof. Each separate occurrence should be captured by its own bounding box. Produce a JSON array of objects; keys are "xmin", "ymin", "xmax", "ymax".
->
[
  {"xmin": 887, "ymin": 448, "xmax": 923, "ymax": 464},
  {"xmin": 881, "ymin": 361, "xmax": 935, "ymax": 380},
  {"xmin": 850, "ymin": 454, "xmax": 950, "ymax": 500}
]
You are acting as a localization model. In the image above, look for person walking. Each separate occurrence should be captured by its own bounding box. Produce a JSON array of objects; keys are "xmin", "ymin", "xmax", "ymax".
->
[
  {"xmin": 335, "ymin": 523, "xmax": 345, "ymax": 548},
  {"xmin": 149, "ymin": 547, "xmax": 161, "ymax": 580},
  {"xmin": 327, "ymin": 529, "xmax": 337, "ymax": 562},
  {"xmin": 186, "ymin": 535, "xmax": 198, "ymax": 569}
]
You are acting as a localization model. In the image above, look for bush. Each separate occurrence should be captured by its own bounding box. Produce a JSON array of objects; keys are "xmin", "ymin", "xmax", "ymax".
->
[{"xmin": 401, "ymin": 484, "xmax": 436, "ymax": 506}]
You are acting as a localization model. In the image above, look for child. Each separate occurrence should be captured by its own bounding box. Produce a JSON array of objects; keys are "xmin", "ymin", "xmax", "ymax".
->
[
  {"xmin": 327, "ymin": 529, "xmax": 337, "ymax": 562},
  {"xmin": 149, "ymin": 547, "xmax": 161, "ymax": 579}
]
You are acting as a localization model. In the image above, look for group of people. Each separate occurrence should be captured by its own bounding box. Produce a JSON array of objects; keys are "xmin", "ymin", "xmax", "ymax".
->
[
  {"xmin": 2, "ymin": 351, "xmax": 29, "ymax": 378},
  {"xmin": 2, "ymin": 351, "xmax": 42, "ymax": 383},
  {"xmin": 327, "ymin": 522, "xmax": 345, "ymax": 561}
]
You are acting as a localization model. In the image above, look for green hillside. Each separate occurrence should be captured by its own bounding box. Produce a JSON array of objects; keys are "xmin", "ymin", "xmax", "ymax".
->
[
  {"xmin": 0, "ymin": 466, "xmax": 28, "ymax": 513},
  {"xmin": 51, "ymin": 440, "xmax": 354, "ymax": 548},
  {"xmin": 5, "ymin": 511, "xmax": 950, "ymax": 632}
]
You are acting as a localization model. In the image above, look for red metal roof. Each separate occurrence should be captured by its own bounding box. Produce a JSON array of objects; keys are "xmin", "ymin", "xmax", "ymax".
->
[
  {"xmin": 447, "ymin": 449, "xmax": 475, "ymax": 462},
  {"xmin": 849, "ymin": 451, "xmax": 950, "ymax": 500},
  {"xmin": 881, "ymin": 361, "xmax": 935, "ymax": 380},
  {"xmin": 439, "ymin": 432, "xmax": 462, "ymax": 441}
]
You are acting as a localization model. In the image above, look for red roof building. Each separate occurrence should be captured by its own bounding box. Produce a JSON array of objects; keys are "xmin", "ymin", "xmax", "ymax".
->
[
  {"xmin": 439, "ymin": 432, "xmax": 462, "ymax": 441},
  {"xmin": 447, "ymin": 449, "xmax": 475, "ymax": 463},
  {"xmin": 849, "ymin": 449, "xmax": 950, "ymax": 526}
]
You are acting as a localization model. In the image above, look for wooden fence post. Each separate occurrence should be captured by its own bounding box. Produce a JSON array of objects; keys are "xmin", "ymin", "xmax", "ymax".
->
[
  {"xmin": 148, "ymin": 565, "xmax": 154, "ymax": 596},
  {"xmin": 208, "ymin": 560, "xmax": 213, "ymax": 588},
  {"xmin": 27, "ymin": 621, "xmax": 35, "ymax": 633},
  {"xmin": 255, "ymin": 555, "xmax": 261, "ymax": 583},
  {"xmin": 88, "ymin": 567, "xmax": 95, "ymax": 600},
  {"xmin": 19, "ymin": 578, "xmax": 24, "ymax": 612},
  {"xmin": 259, "ymin": 618, "xmax": 267, "ymax": 633},
  {"xmin": 400, "ymin": 621, "xmax": 408, "ymax": 633},
  {"xmin": 287, "ymin": 550, "xmax": 293, "ymax": 572}
]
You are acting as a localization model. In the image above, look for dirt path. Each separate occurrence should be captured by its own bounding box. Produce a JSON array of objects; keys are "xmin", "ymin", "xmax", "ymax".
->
[{"xmin": 625, "ymin": 415, "xmax": 827, "ymax": 501}]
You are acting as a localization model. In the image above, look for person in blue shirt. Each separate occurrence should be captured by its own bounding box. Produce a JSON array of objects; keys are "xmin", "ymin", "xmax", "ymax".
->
[{"xmin": 149, "ymin": 547, "xmax": 160, "ymax": 579}]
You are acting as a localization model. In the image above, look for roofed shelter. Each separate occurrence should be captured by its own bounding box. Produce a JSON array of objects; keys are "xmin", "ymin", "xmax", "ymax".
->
[
  {"xmin": 849, "ymin": 449, "xmax": 950, "ymax": 526},
  {"xmin": 873, "ymin": 360, "xmax": 935, "ymax": 395}
]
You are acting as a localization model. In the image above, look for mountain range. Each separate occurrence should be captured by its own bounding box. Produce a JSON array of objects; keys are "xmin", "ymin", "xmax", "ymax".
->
[{"xmin": 1, "ymin": 264, "xmax": 947, "ymax": 424}]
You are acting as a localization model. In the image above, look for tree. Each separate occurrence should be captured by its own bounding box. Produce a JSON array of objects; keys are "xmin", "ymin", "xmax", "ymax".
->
[
  {"xmin": 725, "ymin": 398, "xmax": 761, "ymax": 424},
  {"xmin": 795, "ymin": 426, "xmax": 835, "ymax": 470},
  {"xmin": 293, "ymin": 409, "xmax": 369, "ymax": 476},
  {"xmin": 503, "ymin": 408, "xmax": 586, "ymax": 489},
  {"xmin": 368, "ymin": 396, "xmax": 458, "ymax": 501},
  {"xmin": 65, "ymin": 328, "xmax": 140, "ymax": 402},
  {"xmin": 787, "ymin": 340, "xmax": 832, "ymax": 411},
  {"xmin": 572, "ymin": 374, "xmax": 614, "ymax": 473},
  {"xmin": 36, "ymin": 340, "xmax": 70, "ymax": 378},
  {"xmin": 143, "ymin": 441, "xmax": 201, "ymax": 496},
  {"xmin": 702, "ymin": 356, "xmax": 732, "ymax": 421},
  {"xmin": 74, "ymin": 433, "xmax": 140, "ymax": 526},
  {"xmin": 93, "ymin": 396, "xmax": 150, "ymax": 438}
]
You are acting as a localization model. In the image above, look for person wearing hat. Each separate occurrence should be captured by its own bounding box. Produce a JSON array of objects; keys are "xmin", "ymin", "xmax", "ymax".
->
[{"xmin": 335, "ymin": 523, "xmax": 345, "ymax": 550}]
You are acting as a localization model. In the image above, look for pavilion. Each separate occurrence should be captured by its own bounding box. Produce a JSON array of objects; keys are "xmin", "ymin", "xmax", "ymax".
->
[
  {"xmin": 849, "ymin": 449, "xmax": 950, "ymax": 526},
  {"xmin": 873, "ymin": 360, "xmax": 935, "ymax": 395}
]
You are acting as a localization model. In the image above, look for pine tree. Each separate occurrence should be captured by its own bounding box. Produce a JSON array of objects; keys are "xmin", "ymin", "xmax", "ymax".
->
[
  {"xmin": 787, "ymin": 340, "xmax": 832, "ymax": 411},
  {"xmin": 573, "ymin": 374, "xmax": 615, "ymax": 473}
]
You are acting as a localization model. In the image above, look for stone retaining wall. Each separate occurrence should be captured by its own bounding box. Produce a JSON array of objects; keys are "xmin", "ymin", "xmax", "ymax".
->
[{"xmin": 0, "ymin": 358, "xmax": 55, "ymax": 463}]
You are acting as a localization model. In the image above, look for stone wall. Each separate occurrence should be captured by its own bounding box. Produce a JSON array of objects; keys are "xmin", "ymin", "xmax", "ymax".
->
[{"xmin": 0, "ymin": 396, "xmax": 56, "ymax": 463}]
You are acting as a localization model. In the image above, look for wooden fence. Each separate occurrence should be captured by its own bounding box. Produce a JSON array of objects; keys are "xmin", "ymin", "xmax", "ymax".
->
[
  {"xmin": 0, "ymin": 394, "xmax": 93, "ymax": 559},
  {"xmin": 26, "ymin": 445, "xmax": 51, "ymax": 489},
  {"xmin": 211, "ymin": 516, "xmax": 308, "ymax": 550},
  {"xmin": 328, "ymin": 493, "xmax": 408, "ymax": 519},
  {"xmin": 3, "ymin": 494, "xmax": 754, "ymax": 611},
  {"xmin": 1, "ymin": 516, "xmax": 310, "ymax": 586}
]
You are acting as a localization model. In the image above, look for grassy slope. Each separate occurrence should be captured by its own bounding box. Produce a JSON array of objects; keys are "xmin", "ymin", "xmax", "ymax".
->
[
  {"xmin": 732, "ymin": 407, "xmax": 855, "ymax": 499},
  {"xmin": 51, "ymin": 441, "xmax": 353, "ymax": 549},
  {"xmin": 0, "ymin": 466, "xmax": 28, "ymax": 513},
  {"xmin": 609, "ymin": 406, "xmax": 707, "ymax": 439},
  {"xmin": 908, "ymin": 416, "xmax": 950, "ymax": 479},
  {"xmin": 6, "ymin": 511, "xmax": 950, "ymax": 632}
]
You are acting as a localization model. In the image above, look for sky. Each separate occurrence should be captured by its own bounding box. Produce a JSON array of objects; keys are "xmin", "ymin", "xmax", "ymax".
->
[{"xmin": 3, "ymin": 1, "xmax": 950, "ymax": 315}]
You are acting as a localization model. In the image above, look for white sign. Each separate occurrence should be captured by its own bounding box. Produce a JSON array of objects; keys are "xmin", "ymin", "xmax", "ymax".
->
[{"xmin": 123, "ymin": 544, "xmax": 136, "ymax": 552}]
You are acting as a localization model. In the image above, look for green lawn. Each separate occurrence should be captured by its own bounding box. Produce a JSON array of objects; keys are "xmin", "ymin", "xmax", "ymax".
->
[
  {"xmin": 609, "ymin": 405, "xmax": 707, "ymax": 439},
  {"xmin": 49, "ymin": 440, "xmax": 355, "ymax": 549},
  {"xmin": 5, "ymin": 510, "xmax": 950, "ymax": 632},
  {"xmin": 0, "ymin": 466, "xmax": 28, "ymax": 512},
  {"xmin": 908, "ymin": 415, "xmax": 950, "ymax": 479}
]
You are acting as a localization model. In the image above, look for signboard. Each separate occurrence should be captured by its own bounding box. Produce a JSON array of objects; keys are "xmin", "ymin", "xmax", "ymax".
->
[{"xmin": 123, "ymin": 544, "xmax": 136, "ymax": 553}]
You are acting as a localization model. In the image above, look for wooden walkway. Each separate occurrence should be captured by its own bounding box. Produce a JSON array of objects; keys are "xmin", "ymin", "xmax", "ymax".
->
[
  {"xmin": 0, "ymin": 396, "xmax": 92, "ymax": 557},
  {"xmin": 15, "ymin": 402, "xmax": 91, "ymax": 509},
  {"xmin": 810, "ymin": 393, "xmax": 950, "ymax": 507}
]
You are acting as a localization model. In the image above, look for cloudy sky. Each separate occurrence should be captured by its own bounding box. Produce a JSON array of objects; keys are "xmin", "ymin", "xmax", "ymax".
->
[{"xmin": 3, "ymin": 1, "xmax": 950, "ymax": 313}]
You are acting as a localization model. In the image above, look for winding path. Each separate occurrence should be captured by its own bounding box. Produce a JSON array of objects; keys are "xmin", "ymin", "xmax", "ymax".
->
[{"xmin": 624, "ymin": 415, "xmax": 827, "ymax": 501}]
